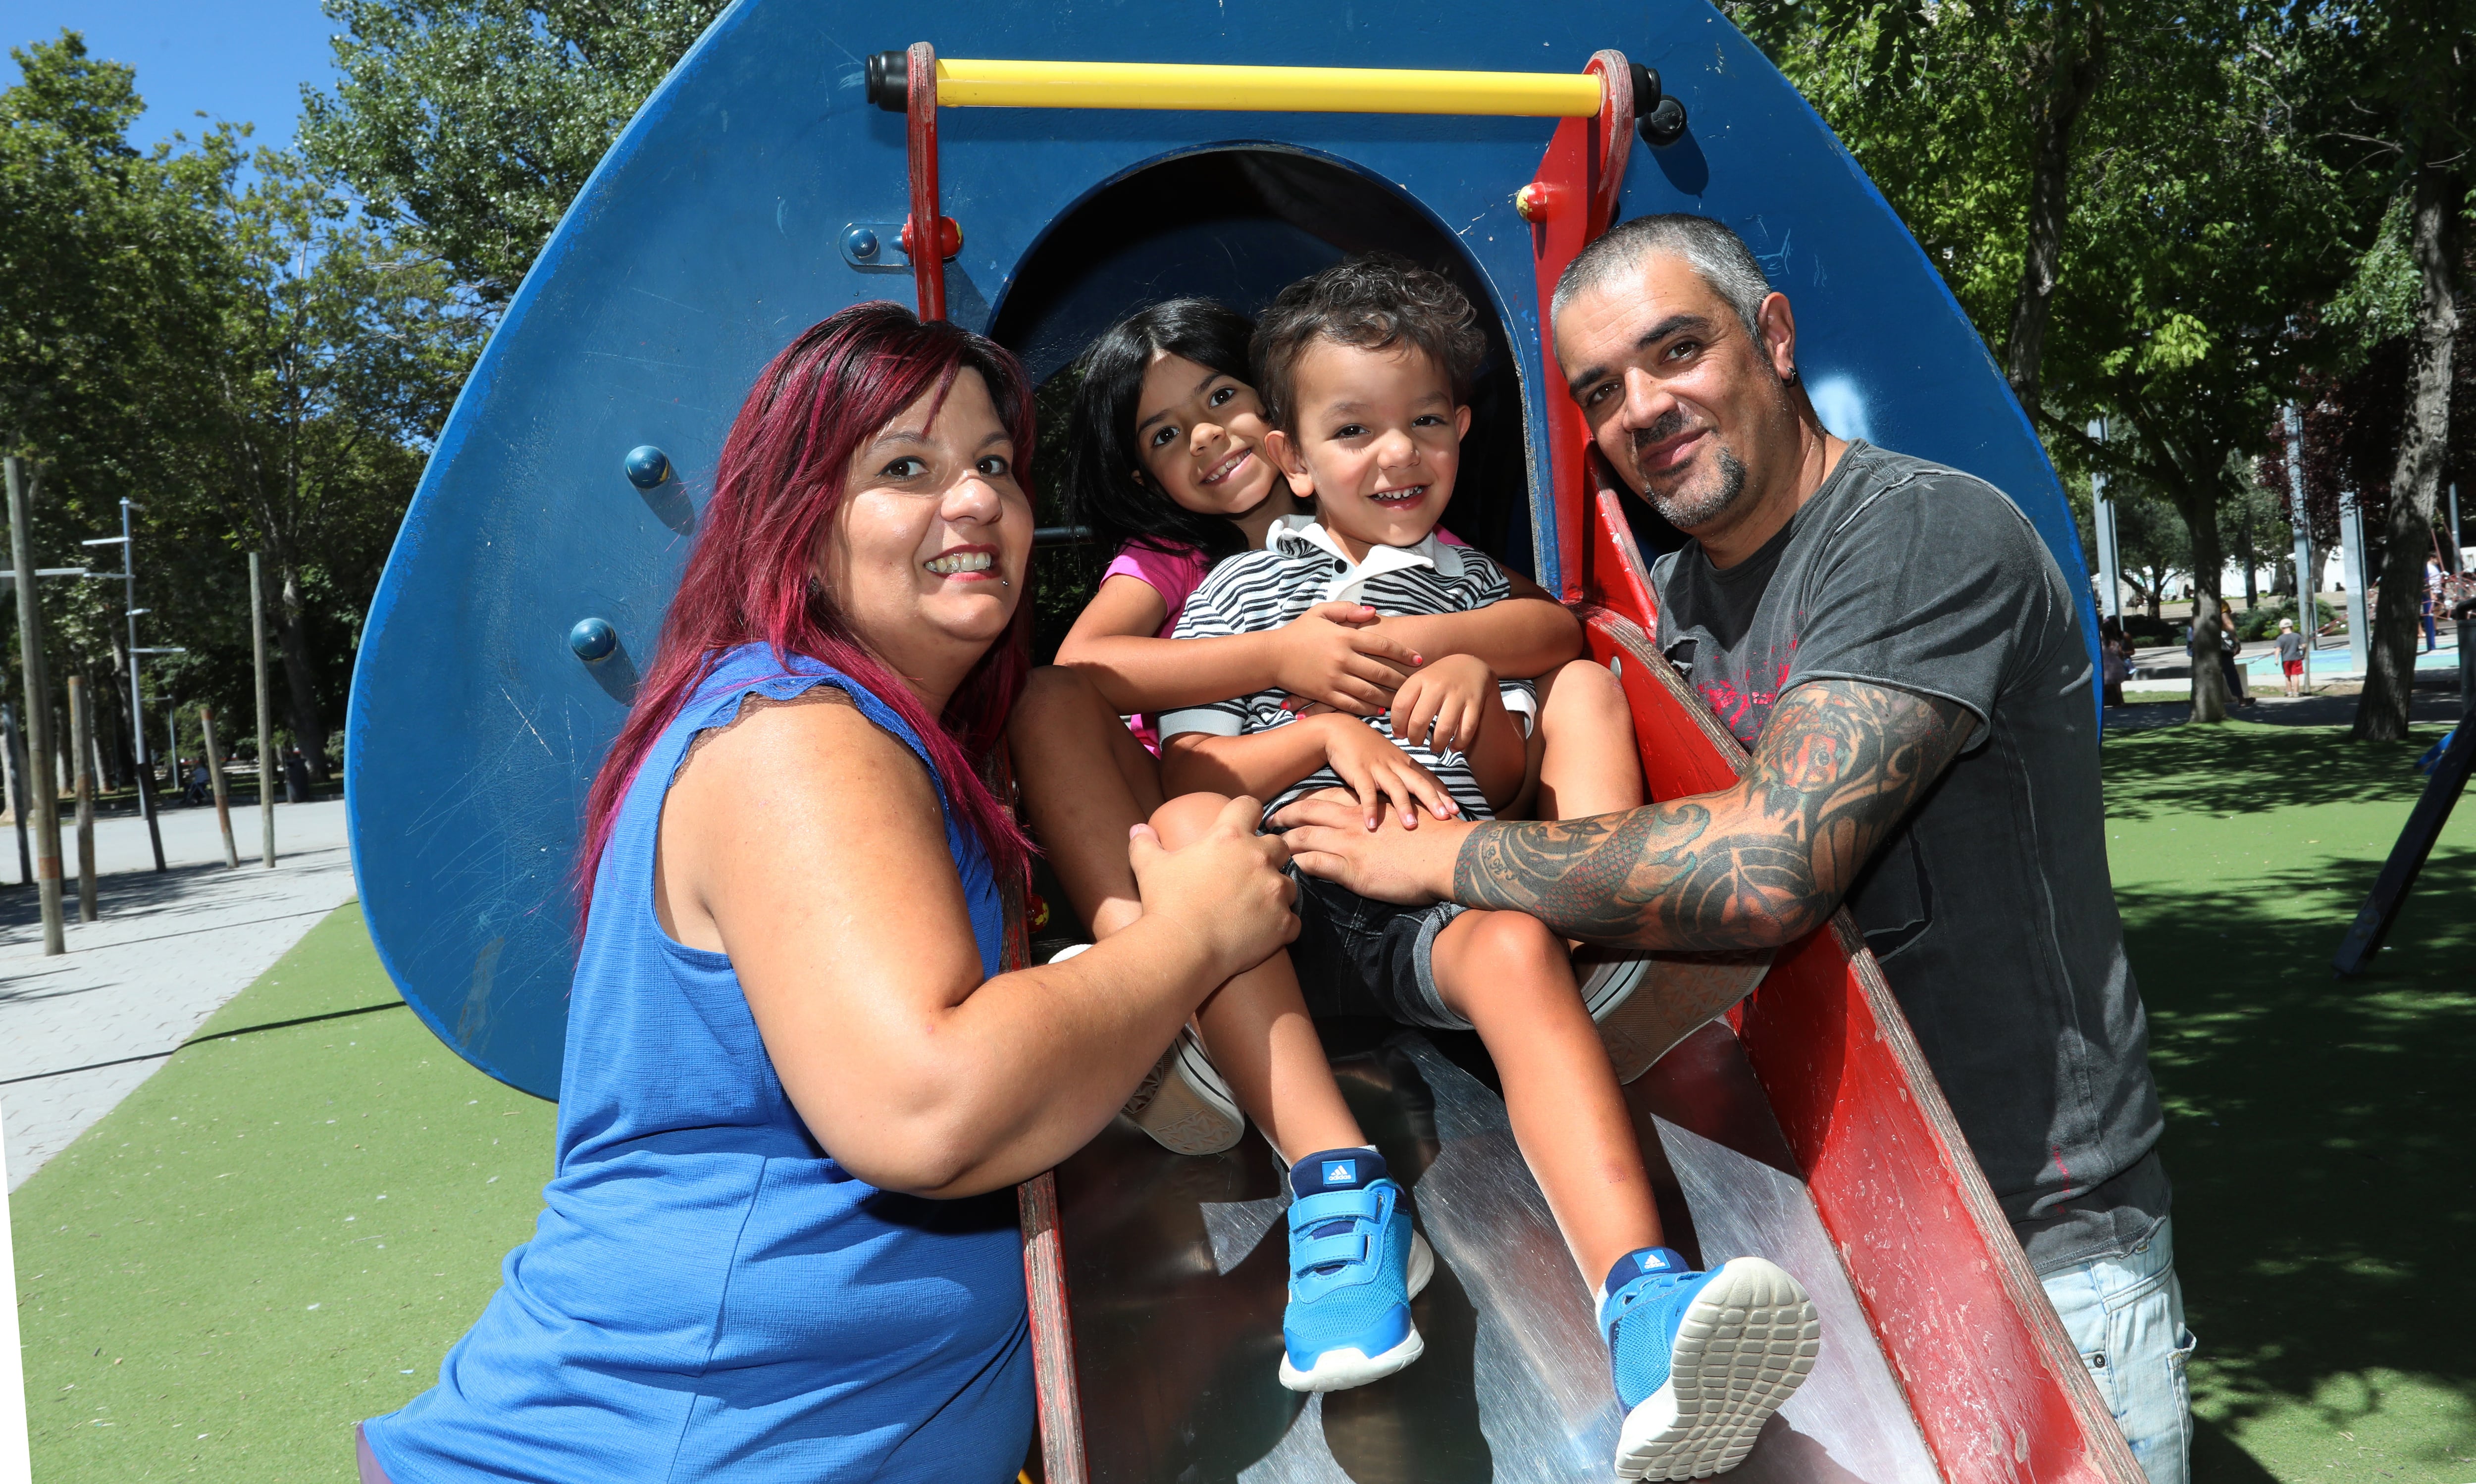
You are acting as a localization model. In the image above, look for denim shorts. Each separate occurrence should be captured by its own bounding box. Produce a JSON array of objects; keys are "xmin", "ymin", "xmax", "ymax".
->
[
  {"xmin": 2040, "ymin": 1215, "xmax": 2197, "ymax": 1484},
  {"xmin": 1286, "ymin": 866, "xmax": 1470, "ymax": 1030}
]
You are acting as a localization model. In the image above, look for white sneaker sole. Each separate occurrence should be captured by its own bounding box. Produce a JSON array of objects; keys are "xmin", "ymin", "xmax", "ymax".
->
[
  {"xmin": 1590, "ymin": 954, "xmax": 1769, "ymax": 1086},
  {"xmin": 1059, "ymin": 942, "xmax": 1247, "ymax": 1158},
  {"xmin": 1614, "ymin": 1257, "xmax": 1820, "ymax": 1481},
  {"xmin": 1277, "ymin": 1231, "xmax": 1435, "ymax": 1393},
  {"xmin": 1123, "ymin": 1028, "xmax": 1245, "ymax": 1155}
]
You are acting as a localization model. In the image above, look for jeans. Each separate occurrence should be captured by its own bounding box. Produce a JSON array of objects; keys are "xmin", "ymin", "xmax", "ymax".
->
[{"xmin": 2040, "ymin": 1215, "xmax": 2196, "ymax": 1484}]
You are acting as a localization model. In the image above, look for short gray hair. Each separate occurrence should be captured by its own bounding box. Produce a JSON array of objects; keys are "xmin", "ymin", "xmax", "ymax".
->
[{"xmin": 1551, "ymin": 214, "xmax": 1772, "ymax": 339}]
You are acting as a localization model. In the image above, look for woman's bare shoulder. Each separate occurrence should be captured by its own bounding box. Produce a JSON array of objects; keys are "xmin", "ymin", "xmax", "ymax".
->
[{"xmin": 672, "ymin": 684, "xmax": 939, "ymax": 823}]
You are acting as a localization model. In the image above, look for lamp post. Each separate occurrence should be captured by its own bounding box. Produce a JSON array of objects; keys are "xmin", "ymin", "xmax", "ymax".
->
[
  {"xmin": 2284, "ymin": 406, "xmax": 2314, "ymax": 692},
  {"xmin": 2090, "ymin": 418, "xmax": 2122, "ymax": 624}
]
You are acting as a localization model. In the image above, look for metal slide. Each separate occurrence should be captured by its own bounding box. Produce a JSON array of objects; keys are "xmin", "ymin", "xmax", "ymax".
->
[
  {"xmin": 1047, "ymin": 1020, "xmax": 1939, "ymax": 1484},
  {"xmin": 342, "ymin": 2, "xmax": 2140, "ymax": 1478}
]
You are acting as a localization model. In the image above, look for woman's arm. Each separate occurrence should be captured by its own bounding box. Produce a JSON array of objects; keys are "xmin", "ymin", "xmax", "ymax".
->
[
  {"xmin": 659, "ymin": 698, "xmax": 1296, "ymax": 1199},
  {"xmin": 1376, "ymin": 573, "xmax": 1582, "ymax": 681},
  {"xmin": 1056, "ymin": 575, "xmax": 1420, "ymax": 716}
]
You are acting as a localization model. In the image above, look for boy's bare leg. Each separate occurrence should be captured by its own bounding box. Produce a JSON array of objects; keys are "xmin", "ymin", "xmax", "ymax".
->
[
  {"xmin": 1009, "ymin": 666, "xmax": 1166, "ymax": 940},
  {"xmin": 1151, "ymin": 792, "xmax": 1365, "ymax": 1163},
  {"xmin": 1533, "ymin": 658, "xmax": 1646, "ymax": 821},
  {"xmin": 1458, "ymin": 674, "xmax": 1535, "ymax": 818},
  {"xmin": 1430, "ymin": 907, "xmax": 1662, "ymax": 1280}
]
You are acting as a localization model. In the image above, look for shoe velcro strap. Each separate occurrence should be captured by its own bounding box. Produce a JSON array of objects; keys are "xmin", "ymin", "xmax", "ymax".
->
[
  {"xmin": 1289, "ymin": 1186, "xmax": 1383, "ymax": 1231},
  {"xmin": 1292, "ymin": 1229, "xmax": 1371, "ymax": 1275}
]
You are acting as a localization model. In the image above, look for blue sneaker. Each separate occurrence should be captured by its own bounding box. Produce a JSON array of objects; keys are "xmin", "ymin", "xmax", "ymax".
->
[
  {"xmin": 1601, "ymin": 1248, "xmax": 1820, "ymax": 1480},
  {"xmin": 1277, "ymin": 1149, "xmax": 1433, "ymax": 1392}
]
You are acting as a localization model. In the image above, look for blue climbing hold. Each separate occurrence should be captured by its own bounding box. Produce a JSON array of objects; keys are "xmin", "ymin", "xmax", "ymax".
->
[
  {"xmin": 623, "ymin": 445, "xmax": 671, "ymax": 489},
  {"xmin": 568, "ymin": 617, "xmax": 619, "ymax": 663}
]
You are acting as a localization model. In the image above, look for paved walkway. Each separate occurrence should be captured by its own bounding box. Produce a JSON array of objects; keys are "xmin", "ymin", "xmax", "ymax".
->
[{"xmin": 0, "ymin": 799, "xmax": 357, "ymax": 1190}]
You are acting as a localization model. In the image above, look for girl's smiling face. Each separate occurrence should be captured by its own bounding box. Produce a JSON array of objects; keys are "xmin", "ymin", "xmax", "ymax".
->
[{"xmin": 1131, "ymin": 352, "xmax": 1282, "ymax": 521}]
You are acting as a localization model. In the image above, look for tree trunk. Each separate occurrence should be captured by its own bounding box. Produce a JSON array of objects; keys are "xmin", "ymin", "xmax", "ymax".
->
[
  {"xmin": 102, "ymin": 632, "xmax": 138, "ymax": 790},
  {"xmin": 272, "ymin": 559, "xmax": 331, "ymax": 780},
  {"xmin": 2354, "ymin": 161, "xmax": 2463, "ymax": 743},
  {"xmin": 2186, "ymin": 511, "xmax": 2230, "ymax": 723},
  {"xmin": 2002, "ymin": 0, "xmax": 2108, "ymax": 412}
]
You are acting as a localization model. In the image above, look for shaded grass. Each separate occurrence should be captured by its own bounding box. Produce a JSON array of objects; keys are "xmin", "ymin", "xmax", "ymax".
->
[
  {"xmin": 10, "ymin": 902, "xmax": 557, "ymax": 1482},
  {"xmin": 2102, "ymin": 720, "xmax": 2476, "ymax": 1483}
]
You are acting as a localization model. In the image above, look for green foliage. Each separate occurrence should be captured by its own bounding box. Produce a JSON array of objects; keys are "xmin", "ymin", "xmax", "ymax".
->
[
  {"xmin": 301, "ymin": 0, "xmax": 731, "ymax": 305},
  {"xmin": 1731, "ymin": 0, "xmax": 2368, "ymax": 716},
  {"xmin": 0, "ymin": 31, "xmax": 483, "ymax": 780},
  {"xmin": 2234, "ymin": 598, "xmax": 2337, "ymax": 643},
  {"xmin": 1729, "ymin": 0, "xmax": 2076, "ymax": 360}
]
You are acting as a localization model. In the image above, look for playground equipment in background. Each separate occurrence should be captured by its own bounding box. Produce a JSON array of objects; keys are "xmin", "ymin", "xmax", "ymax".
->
[
  {"xmin": 345, "ymin": 1, "xmax": 2131, "ymax": 1478},
  {"xmin": 2335, "ymin": 604, "xmax": 2476, "ymax": 978}
]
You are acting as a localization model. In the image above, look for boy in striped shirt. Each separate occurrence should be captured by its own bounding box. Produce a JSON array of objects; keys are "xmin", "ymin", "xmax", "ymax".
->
[{"xmin": 1147, "ymin": 257, "xmax": 1816, "ymax": 1479}]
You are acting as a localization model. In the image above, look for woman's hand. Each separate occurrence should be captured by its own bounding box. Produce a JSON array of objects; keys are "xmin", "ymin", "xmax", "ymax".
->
[
  {"xmin": 1387, "ymin": 653, "xmax": 1496, "ymax": 759},
  {"xmin": 1128, "ymin": 795, "xmax": 1298, "ymax": 982},
  {"xmin": 1272, "ymin": 603, "xmax": 1423, "ymax": 715},
  {"xmin": 1313, "ymin": 713, "xmax": 1460, "ymax": 830}
]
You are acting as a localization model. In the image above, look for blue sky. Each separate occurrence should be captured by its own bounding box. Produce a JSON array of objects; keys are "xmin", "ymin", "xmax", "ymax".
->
[{"xmin": 1, "ymin": 0, "xmax": 338, "ymax": 153}]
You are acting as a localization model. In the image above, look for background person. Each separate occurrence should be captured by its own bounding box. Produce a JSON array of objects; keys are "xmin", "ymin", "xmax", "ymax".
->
[
  {"xmin": 1272, "ymin": 215, "xmax": 2193, "ymax": 1484},
  {"xmin": 356, "ymin": 304, "xmax": 1296, "ymax": 1484},
  {"xmin": 2100, "ymin": 615, "xmax": 2130, "ymax": 708},
  {"xmin": 2275, "ymin": 617, "xmax": 2307, "ymax": 696}
]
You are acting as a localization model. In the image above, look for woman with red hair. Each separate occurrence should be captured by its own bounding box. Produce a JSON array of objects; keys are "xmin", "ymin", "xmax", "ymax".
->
[{"xmin": 358, "ymin": 303, "xmax": 1297, "ymax": 1483}]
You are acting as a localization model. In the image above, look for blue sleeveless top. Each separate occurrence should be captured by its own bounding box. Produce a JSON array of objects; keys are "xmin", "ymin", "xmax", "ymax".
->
[{"xmin": 366, "ymin": 644, "xmax": 1032, "ymax": 1482}]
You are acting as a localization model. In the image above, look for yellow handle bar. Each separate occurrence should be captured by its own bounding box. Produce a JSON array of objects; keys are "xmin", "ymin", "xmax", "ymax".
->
[{"xmin": 928, "ymin": 59, "xmax": 1604, "ymax": 116}]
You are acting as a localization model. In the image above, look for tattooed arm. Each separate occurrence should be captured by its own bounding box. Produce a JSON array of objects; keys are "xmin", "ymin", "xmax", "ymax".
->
[{"xmin": 1275, "ymin": 678, "xmax": 1972, "ymax": 950}]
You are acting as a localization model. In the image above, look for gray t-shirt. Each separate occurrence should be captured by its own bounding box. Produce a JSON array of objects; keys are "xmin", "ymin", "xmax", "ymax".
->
[
  {"xmin": 1651, "ymin": 442, "xmax": 2167, "ymax": 1275},
  {"xmin": 2275, "ymin": 630, "xmax": 2306, "ymax": 663}
]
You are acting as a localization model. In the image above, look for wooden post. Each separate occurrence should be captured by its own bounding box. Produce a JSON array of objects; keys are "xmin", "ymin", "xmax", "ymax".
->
[
  {"xmin": 201, "ymin": 705, "xmax": 238, "ymax": 868},
  {"xmin": 7, "ymin": 455, "xmax": 63, "ymax": 954},
  {"xmin": 250, "ymin": 551, "xmax": 274, "ymax": 866},
  {"xmin": 68, "ymin": 676, "xmax": 95, "ymax": 921}
]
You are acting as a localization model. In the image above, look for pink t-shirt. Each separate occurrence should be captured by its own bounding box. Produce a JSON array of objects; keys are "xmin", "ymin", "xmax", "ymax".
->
[
  {"xmin": 1101, "ymin": 542, "xmax": 1212, "ymax": 638},
  {"xmin": 1099, "ymin": 530, "xmax": 1471, "ymax": 749}
]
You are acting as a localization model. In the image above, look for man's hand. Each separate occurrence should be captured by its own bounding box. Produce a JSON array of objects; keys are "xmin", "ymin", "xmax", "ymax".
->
[
  {"xmin": 1388, "ymin": 653, "xmax": 1496, "ymax": 759},
  {"xmin": 1447, "ymin": 678, "xmax": 1970, "ymax": 950},
  {"xmin": 1272, "ymin": 603, "xmax": 1423, "ymax": 716},
  {"xmin": 1270, "ymin": 789, "xmax": 1474, "ymax": 904}
]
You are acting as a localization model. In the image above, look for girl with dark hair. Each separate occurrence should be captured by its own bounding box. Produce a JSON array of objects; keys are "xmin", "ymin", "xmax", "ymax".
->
[
  {"xmin": 1007, "ymin": 294, "xmax": 1624, "ymax": 1157},
  {"xmin": 356, "ymin": 302, "xmax": 1296, "ymax": 1484}
]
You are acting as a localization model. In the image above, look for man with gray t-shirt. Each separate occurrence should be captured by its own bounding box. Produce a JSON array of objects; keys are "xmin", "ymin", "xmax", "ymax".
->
[{"xmin": 1273, "ymin": 216, "xmax": 2189, "ymax": 1484}]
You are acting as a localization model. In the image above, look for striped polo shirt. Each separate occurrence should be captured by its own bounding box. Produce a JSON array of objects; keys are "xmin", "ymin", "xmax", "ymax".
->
[{"xmin": 1158, "ymin": 515, "xmax": 1538, "ymax": 820}]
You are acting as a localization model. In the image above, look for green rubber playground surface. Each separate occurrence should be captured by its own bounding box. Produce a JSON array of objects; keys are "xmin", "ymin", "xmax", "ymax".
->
[
  {"xmin": 9, "ymin": 719, "xmax": 2476, "ymax": 1482},
  {"xmin": 10, "ymin": 904, "xmax": 557, "ymax": 1482}
]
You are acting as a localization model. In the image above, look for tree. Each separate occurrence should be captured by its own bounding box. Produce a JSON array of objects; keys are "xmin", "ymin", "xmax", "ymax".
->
[
  {"xmin": 0, "ymin": 33, "xmax": 240, "ymax": 784},
  {"xmin": 3, "ymin": 32, "xmax": 483, "ymax": 789},
  {"xmin": 302, "ymin": 0, "xmax": 729, "ymax": 306},
  {"xmin": 2303, "ymin": 0, "xmax": 2476, "ymax": 742},
  {"xmin": 1732, "ymin": 0, "xmax": 2112, "ymax": 411},
  {"xmin": 2036, "ymin": 9, "xmax": 2356, "ymax": 721},
  {"xmin": 175, "ymin": 151, "xmax": 484, "ymax": 777}
]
